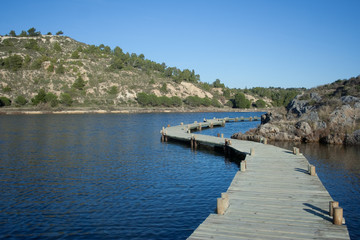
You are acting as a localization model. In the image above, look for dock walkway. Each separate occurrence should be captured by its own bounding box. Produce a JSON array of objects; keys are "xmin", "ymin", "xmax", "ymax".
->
[{"xmin": 161, "ymin": 117, "xmax": 350, "ymax": 240}]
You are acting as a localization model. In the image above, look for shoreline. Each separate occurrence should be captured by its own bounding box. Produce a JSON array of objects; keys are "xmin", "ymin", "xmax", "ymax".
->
[{"xmin": 0, "ymin": 107, "xmax": 271, "ymax": 115}]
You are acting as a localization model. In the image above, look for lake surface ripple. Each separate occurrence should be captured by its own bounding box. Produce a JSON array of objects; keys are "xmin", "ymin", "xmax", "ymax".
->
[{"xmin": 0, "ymin": 112, "xmax": 261, "ymax": 239}]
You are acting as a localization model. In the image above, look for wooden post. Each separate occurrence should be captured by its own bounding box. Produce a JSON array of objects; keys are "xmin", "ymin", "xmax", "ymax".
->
[
  {"xmin": 224, "ymin": 139, "xmax": 229, "ymax": 155},
  {"xmin": 217, "ymin": 133, "xmax": 220, "ymax": 137},
  {"xmin": 190, "ymin": 135, "xmax": 197, "ymax": 149},
  {"xmin": 164, "ymin": 130, "xmax": 168, "ymax": 142},
  {"xmin": 293, "ymin": 147, "xmax": 300, "ymax": 155},
  {"xmin": 210, "ymin": 123, "xmax": 213, "ymax": 128},
  {"xmin": 161, "ymin": 130, "xmax": 164, "ymax": 142},
  {"xmin": 217, "ymin": 193, "xmax": 229, "ymax": 215},
  {"xmin": 333, "ymin": 207, "xmax": 343, "ymax": 225},
  {"xmin": 240, "ymin": 161, "xmax": 246, "ymax": 172},
  {"xmin": 310, "ymin": 165, "xmax": 316, "ymax": 176},
  {"xmin": 250, "ymin": 148, "xmax": 255, "ymax": 156},
  {"xmin": 167, "ymin": 124, "xmax": 170, "ymax": 127},
  {"xmin": 329, "ymin": 201, "xmax": 339, "ymax": 216},
  {"xmin": 221, "ymin": 133, "xmax": 224, "ymax": 138},
  {"xmin": 217, "ymin": 198, "xmax": 228, "ymax": 215}
]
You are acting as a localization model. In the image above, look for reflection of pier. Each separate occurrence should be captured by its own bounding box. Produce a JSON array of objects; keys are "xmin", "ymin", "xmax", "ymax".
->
[{"xmin": 161, "ymin": 117, "xmax": 350, "ymax": 240}]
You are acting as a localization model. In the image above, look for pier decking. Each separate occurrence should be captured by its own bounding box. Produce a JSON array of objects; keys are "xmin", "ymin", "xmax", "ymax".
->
[{"xmin": 161, "ymin": 117, "xmax": 350, "ymax": 240}]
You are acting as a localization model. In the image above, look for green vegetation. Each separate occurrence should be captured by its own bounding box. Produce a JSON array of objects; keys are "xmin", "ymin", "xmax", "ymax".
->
[
  {"xmin": 60, "ymin": 93, "xmax": 73, "ymax": 106},
  {"xmin": 2, "ymin": 27, "xmax": 351, "ymax": 111},
  {"xmin": 15, "ymin": 95, "xmax": 28, "ymax": 106},
  {"xmin": 72, "ymin": 76, "xmax": 86, "ymax": 90},
  {"xmin": 233, "ymin": 93, "xmax": 251, "ymax": 108},
  {"xmin": 137, "ymin": 92, "xmax": 182, "ymax": 107},
  {"xmin": 0, "ymin": 55, "xmax": 23, "ymax": 71},
  {"xmin": 183, "ymin": 96, "xmax": 221, "ymax": 108},
  {"xmin": 243, "ymin": 87, "xmax": 301, "ymax": 107},
  {"xmin": 254, "ymin": 99, "xmax": 266, "ymax": 108},
  {"xmin": 0, "ymin": 97, "xmax": 11, "ymax": 107}
]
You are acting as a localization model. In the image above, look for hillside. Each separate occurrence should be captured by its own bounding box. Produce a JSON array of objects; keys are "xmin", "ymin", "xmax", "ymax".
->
[
  {"xmin": 0, "ymin": 28, "xmax": 304, "ymax": 111},
  {"xmin": 232, "ymin": 76, "xmax": 360, "ymax": 145}
]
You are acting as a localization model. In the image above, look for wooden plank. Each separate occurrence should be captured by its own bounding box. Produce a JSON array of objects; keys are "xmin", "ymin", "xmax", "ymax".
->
[{"xmin": 161, "ymin": 118, "xmax": 350, "ymax": 240}]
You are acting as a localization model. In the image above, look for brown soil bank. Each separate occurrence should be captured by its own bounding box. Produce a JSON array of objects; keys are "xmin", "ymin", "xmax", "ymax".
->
[{"xmin": 232, "ymin": 79, "xmax": 360, "ymax": 145}]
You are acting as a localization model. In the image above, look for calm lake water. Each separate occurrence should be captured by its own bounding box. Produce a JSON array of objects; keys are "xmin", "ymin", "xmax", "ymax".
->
[
  {"xmin": 0, "ymin": 112, "xmax": 359, "ymax": 239},
  {"xmin": 0, "ymin": 112, "xmax": 261, "ymax": 239}
]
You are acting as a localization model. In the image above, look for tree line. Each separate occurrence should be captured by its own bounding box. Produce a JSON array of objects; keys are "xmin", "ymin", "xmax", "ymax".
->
[{"xmin": 5, "ymin": 28, "xmax": 63, "ymax": 37}]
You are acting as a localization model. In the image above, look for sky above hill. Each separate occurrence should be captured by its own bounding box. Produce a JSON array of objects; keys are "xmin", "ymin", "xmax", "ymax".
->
[{"xmin": 1, "ymin": 0, "xmax": 359, "ymax": 89}]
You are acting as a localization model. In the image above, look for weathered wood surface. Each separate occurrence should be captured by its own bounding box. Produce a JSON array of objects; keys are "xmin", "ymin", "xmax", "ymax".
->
[{"xmin": 161, "ymin": 118, "xmax": 350, "ymax": 240}]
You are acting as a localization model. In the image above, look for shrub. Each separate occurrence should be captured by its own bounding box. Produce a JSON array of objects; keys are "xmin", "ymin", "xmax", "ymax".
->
[
  {"xmin": 31, "ymin": 58, "xmax": 44, "ymax": 69},
  {"xmin": 1, "ymin": 55, "xmax": 23, "ymax": 71},
  {"xmin": 25, "ymin": 39, "xmax": 40, "ymax": 50},
  {"xmin": 56, "ymin": 64, "xmax": 65, "ymax": 74},
  {"xmin": 47, "ymin": 64, "xmax": 54, "ymax": 72},
  {"xmin": 45, "ymin": 93, "xmax": 59, "ymax": 107},
  {"xmin": 160, "ymin": 83, "xmax": 168, "ymax": 93},
  {"xmin": 60, "ymin": 93, "xmax": 73, "ymax": 106},
  {"xmin": 15, "ymin": 95, "xmax": 28, "ymax": 106},
  {"xmin": 0, "ymin": 97, "xmax": 11, "ymax": 107},
  {"xmin": 108, "ymin": 86, "xmax": 118, "ymax": 95},
  {"xmin": 72, "ymin": 76, "xmax": 86, "ymax": 90},
  {"xmin": 71, "ymin": 50, "xmax": 80, "ymax": 59},
  {"xmin": 211, "ymin": 98, "xmax": 222, "ymax": 108},
  {"xmin": 184, "ymin": 96, "xmax": 202, "ymax": 107},
  {"xmin": 233, "ymin": 93, "xmax": 251, "ymax": 108},
  {"xmin": 254, "ymin": 99, "xmax": 266, "ymax": 108},
  {"xmin": 31, "ymin": 89, "xmax": 46, "ymax": 105},
  {"xmin": 170, "ymin": 96, "xmax": 182, "ymax": 107},
  {"xmin": 53, "ymin": 42, "xmax": 62, "ymax": 52},
  {"xmin": 2, "ymin": 86, "xmax": 12, "ymax": 93}
]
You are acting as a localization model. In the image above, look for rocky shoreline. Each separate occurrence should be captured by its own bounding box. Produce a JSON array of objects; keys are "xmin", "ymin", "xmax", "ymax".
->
[
  {"xmin": 232, "ymin": 93, "xmax": 360, "ymax": 145},
  {"xmin": 0, "ymin": 106, "xmax": 268, "ymax": 115}
]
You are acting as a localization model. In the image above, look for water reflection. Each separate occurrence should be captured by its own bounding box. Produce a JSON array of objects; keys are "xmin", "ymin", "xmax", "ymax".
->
[{"xmin": 0, "ymin": 112, "xmax": 263, "ymax": 239}]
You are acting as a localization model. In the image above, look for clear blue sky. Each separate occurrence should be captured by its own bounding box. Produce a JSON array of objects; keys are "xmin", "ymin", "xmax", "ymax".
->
[{"xmin": 1, "ymin": 0, "xmax": 359, "ymax": 89}]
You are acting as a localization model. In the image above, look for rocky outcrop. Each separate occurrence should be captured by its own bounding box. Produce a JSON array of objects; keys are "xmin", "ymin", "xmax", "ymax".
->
[
  {"xmin": 344, "ymin": 130, "xmax": 360, "ymax": 145},
  {"xmin": 232, "ymin": 95, "xmax": 360, "ymax": 145}
]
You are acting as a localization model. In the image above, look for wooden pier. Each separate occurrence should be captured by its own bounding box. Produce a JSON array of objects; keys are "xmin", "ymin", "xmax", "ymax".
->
[{"xmin": 161, "ymin": 117, "xmax": 350, "ymax": 240}]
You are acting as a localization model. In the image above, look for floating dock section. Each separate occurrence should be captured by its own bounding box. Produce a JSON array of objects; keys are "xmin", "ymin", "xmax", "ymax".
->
[{"xmin": 161, "ymin": 117, "xmax": 350, "ymax": 240}]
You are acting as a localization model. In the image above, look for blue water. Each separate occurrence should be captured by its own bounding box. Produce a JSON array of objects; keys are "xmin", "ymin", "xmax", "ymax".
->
[{"xmin": 0, "ymin": 112, "xmax": 262, "ymax": 239}]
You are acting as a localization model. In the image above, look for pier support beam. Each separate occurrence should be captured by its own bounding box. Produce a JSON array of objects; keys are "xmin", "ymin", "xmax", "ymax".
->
[
  {"xmin": 333, "ymin": 207, "xmax": 343, "ymax": 225},
  {"xmin": 190, "ymin": 135, "xmax": 197, "ymax": 149},
  {"xmin": 329, "ymin": 201, "xmax": 339, "ymax": 217},
  {"xmin": 309, "ymin": 165, "xmax": 316, "ymax": 176},
  {"xmin": 240, "ymin": 160, "xmax": 246, "ymax": 172},
  {"xmin": 217, "ymin": 193, "xmax": 229, "ymax": 215},
  {"xmin": 293, "ymin": 147, "xmax": 300, "ymax": 155}
]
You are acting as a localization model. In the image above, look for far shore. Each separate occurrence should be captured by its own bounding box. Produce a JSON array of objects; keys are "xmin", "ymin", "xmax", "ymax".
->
[{"xmin": 0, "ymin": 106, "xmax": 271, "ymax": 115}]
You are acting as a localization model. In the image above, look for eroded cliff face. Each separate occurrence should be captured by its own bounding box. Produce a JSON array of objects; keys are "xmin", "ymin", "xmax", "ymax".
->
[{"xmin": 232, "ymin": 82, "xmax": 360, "ymax": 145}]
